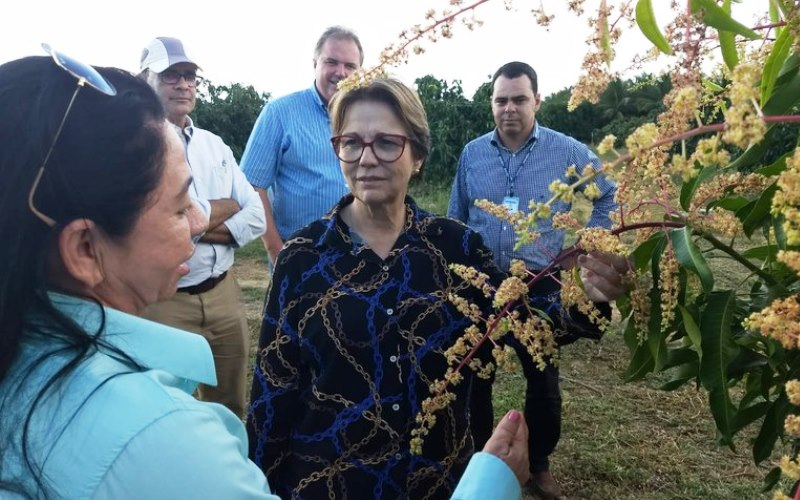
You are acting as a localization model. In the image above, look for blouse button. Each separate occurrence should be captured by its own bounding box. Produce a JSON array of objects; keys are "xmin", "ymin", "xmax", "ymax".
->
[
  {"xmin": 389, "ymin": 355, "xmax": 398, "ymax": 362},
  {"xmin": 386, "ymin": 308, "xmax": 394, "ymax": 315},
  {"xmin": 395, "ymin": 453, "xmax": 403, "ymax": 460},
  {"xmin": 392, "ymin": 403, "xmax": 400, "ymax": 411},
  {"xmin": 382, "ymin": 265, "xmax": 389, "ymax": 271}
]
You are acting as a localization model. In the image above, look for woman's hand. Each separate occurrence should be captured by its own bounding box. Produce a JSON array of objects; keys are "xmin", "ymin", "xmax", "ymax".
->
[
  {"xmin": 481, "ymin": 410, "xmax": 530, "ymax": 485},
  {"xmin": 577, "ymin": 251, "xmax": 632, "ymax": 303}
]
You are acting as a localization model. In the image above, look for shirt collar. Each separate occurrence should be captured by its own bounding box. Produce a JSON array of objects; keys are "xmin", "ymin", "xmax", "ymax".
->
[
  {"xmin": 311, "ymin": 82, "xmax": 328, "ymax": 112},
  {"xmin": 45, "ymin": 293, "xmax": 216, "ymax": 386},
  {"xmin": 171, "ymin": 116, "xmax": 195, "ymax": 143},
  {"xmin": 490, "ymin": 122, "xmax": 538, "ymax": 152},
  {"xmin": 314, "ymin": 194, "xmax": 439, "ymax": 251}
]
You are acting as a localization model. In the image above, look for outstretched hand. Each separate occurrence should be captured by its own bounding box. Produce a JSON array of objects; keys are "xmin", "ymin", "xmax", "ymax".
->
[
  {"xmin": 577, "ymin": 251, "xmax": 631, "ymax": 303},
  {"xmin": 481, "ymin": 410, "xmax": 530, "ymax": 485}
]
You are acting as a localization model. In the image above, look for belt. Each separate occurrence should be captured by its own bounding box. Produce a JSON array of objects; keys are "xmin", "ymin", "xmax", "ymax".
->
[{"xmin": 177, "ymin": 271, "xmax": 228, "ymax": 295}]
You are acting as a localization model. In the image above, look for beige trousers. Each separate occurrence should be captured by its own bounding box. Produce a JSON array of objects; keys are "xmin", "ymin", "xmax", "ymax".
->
[{"xmin": 142, "ymin": 273, "xmax": 249, "ymax": 418}]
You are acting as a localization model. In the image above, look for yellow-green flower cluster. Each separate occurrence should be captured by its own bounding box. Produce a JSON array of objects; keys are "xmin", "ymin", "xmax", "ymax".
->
[
  {"xmin": 786, "ymin": 380, "xmax": 800, "ymax": 406},
  {"xmin": 575, "ymin": 227, "xmax": 626, "ymax": 254},
  {"xmin": 449, "ymin": 263, "xmax": 494, "ymax": 297},
  {"xmin": 549, "ymin": 180, "xmax": 576, "ymax": 203},
  {"xmin": 492, "ymin": 344, "xmax": 518, "ymax": 373},
  {"xmin": 625, "ymin": 123, "xmax": 659, "ymax": 156},
  {"xmin": 597, "ymin": 134, "xmax": 617, "ymax": 156},
  {"xmin": 508, "ymin": 259, "xmax": 528, "ymax": 278},
  {"xmin": 474, "ymin": 198, "xmax": 526, "ymax": 224},
  {"xmin": 722, "ymin": 62, "xmax": 766, "ymax": 150},
  {"xmin": 691, "ymin": 136, "xmax": 730, "ymax": 167},
  {"xmin": 744, "ymin": 296, "xmax": 800, "ymax": 350},
  {"xmin": 493, "ymin": 276, "xmax": 528, "ymax": 309},
  {"xmin": 772, "ymin": 147, "xmax": 800, "ymax": 245},
  {"xmin": 659, "ymin": 247, "xmax": 679, "ymax": 333},
  {"xmin": 778, "ymin": 250, "xmax": 800, "ymax": 275}
]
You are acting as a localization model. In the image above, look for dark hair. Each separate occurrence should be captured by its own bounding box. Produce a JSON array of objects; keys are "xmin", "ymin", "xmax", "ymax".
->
[
  {"xmin": 314, "ymin": 26, "xmax": 364, "ymax": 66},
  {"xmin": 328, "ymin": 78, "xmax": 431, "ymax": 172},
  {"xmin": 492, "ymin": 61, "xmax": 538, "ymax": 94},
  {"xmin": 0, "ymin": 56, "xmax": 166, "ymax": 496}
]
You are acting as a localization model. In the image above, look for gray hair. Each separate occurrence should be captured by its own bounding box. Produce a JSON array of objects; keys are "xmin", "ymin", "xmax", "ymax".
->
[{"xmin": 313, "ymin": 26, "xmax": 364, "ymax": 65}]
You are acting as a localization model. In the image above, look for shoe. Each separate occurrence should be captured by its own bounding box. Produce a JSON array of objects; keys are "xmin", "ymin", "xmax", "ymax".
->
[{"xmin": 527, "ymin": 470, "xmax": 564, "ymax": 500}]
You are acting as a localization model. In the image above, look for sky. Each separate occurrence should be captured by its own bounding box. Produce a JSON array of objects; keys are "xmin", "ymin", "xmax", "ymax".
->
[{"xmin": 2, "ymin": 1, "xmax": 768, "ymax": 100}]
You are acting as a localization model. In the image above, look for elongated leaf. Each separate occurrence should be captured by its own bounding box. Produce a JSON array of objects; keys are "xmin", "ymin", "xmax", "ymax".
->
[
  {"xmin": 690, "ymin": 0, "xmax": 759, "ymax": 39},
  {"xmin": 732, "ymin": 401, "xmax": 769, "ymax": 434},
  {"xmin": 718, "ymin": 0, "xmax": 738, "ymax": 69},
  {"xmin": 762, "ymin": 466, "xmax": 782, "ymax": 492},
  {"xmin": 700, "ymin": 291, "xmax": 739, "ymax": 445},
  {"xmin": 631, "ymin": 232, "xmax": 665, "ymax": 270},
  {"xmin": 659, "ymin": 360, "xmax": 699, "ymax": 390},
  {"xmin": 761, "ymin": 24, "xmax": 793, "ymax": 103},
  {"xmin": 753, "ymin": 394, "xmax": 790, "ymax": 464},
  {"xmin": 680, "ymin": 164, "xmax": 717, "ymax": 211},
  {"xmin": 671, "ymin": 227, "xmax": 714, "ymax": 292},
  {"xmin": 635, "ymin": 0, "xmax": 673, "ymax": 55},
  {"xmin": 625, "ymin": 341, "xmax": 655, "ymax": 381},
  {"xmin": 763, "ymin": 64, "xmax": 800, "ymax": 116},
  {"xmin": 738, "ymin": 184, "xmax": 778, "ymax": 238},
  {"xmin": 678, "ymin": 304, "xmax": 702, "ymax": 354},
  {"xmin": 742, "ymin": 245, "xmax": 778, "ymax": 261},
  {"xmin": 648, "ymin": 328, "xmax": 669, "ymax": 371}
]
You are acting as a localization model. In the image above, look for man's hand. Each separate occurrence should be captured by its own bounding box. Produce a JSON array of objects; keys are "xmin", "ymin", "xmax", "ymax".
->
[
  {"xmin": 578, "ymin": 251, "xmax": 631, "ymax": 302},
  {"xmin": 481, "ymin": 410, "xmax": 530, "ymax": 485}
]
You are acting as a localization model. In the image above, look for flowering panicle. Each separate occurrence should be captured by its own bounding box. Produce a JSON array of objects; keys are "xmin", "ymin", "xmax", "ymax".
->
[
  {"xmin": 449, "ymin": 263, "xmax": 494, "ymax": 297},
  {"xmin": 721, "ymin": 62, "xmax": 766, "ymax": 149},
  {"xmin": 658, "ymin": 246, "xmax": 679, "ymax": 333},
  {"xmin": 772, "ymin": 147, "xmax": 800, "ymax": 245},
  {"xmin": 744, "ymin": 296, "xmax": 800, "ymax": 350}
]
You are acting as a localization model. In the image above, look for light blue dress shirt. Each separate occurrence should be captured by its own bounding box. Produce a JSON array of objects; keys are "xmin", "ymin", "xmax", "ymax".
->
[
  {"xmin": 0, "ymin": 294, "xmax": 277, "ymax": 499},
  {"xmin": 240, "ymin": 84, "xmax": 350, "ymax": 240},
  {"xmin": 0, "ymin": 294, "xmax": 519, "ymax": 499},
  {"xmin": 448, "ymin": 124, "xmax": 617, "ymax": 270}
]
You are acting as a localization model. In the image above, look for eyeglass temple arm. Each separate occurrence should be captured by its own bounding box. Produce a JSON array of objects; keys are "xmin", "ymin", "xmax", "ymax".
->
[{"xmin": 27, "ymin": 84, "xmax": 84, "ymax": 228}]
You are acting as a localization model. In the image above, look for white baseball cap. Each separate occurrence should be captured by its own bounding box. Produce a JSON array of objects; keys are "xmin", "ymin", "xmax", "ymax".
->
[{"xmin": 140, "ymin": 37, "xmax": 200, "ymax": 73}]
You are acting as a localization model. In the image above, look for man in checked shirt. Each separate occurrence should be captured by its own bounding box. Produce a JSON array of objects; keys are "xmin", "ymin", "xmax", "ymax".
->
[{"xmin": 448, "ymin": 61, "xmax": 617, "ymax": 500}]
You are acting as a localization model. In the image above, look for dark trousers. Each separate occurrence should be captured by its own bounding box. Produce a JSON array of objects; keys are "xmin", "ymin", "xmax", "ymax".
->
[
  {"xmin": 470, "ymin": 346, "xmax": 561, "ymax": 473},
  {"xmin": 470, "ymin": 271, "xmax": 563, "ymax": 473}
]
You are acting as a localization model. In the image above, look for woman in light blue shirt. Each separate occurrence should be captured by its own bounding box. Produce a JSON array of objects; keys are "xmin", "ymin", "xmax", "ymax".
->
[{"xmin": 0, "ymin": 50, "xmax": 528, "ymax": 499}]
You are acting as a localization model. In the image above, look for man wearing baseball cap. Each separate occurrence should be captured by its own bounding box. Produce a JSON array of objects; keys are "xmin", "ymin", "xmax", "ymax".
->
[{"xmin": 139, "ymin": 37, "xmax": 266, "ymax": 419}]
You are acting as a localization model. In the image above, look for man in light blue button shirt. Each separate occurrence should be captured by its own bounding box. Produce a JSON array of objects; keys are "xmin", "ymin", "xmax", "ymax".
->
[
  {"xmin": 449, "ymin": 61, "xmax": 617, "ymax": 500},
  {"xmin": 240, "ymin": 26, "xmax": 362, "ymax": 264}
]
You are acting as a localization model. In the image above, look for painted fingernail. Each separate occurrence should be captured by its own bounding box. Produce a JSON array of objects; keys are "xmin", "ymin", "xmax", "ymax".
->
[{"xmin": 508, "ymin": 410, "xmax": 520, "ymax": 422}]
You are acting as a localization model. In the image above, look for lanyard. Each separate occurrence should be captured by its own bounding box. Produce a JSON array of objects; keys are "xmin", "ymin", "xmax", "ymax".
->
[{"xmin": 496, "ymin": 140, "xmax": 535, "ymax": 197}]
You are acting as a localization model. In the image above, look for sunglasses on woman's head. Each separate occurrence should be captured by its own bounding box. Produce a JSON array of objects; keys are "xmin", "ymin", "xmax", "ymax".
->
[{"xmin": 27, "ymin": 43, "xmax": 117, "ymax": 227}]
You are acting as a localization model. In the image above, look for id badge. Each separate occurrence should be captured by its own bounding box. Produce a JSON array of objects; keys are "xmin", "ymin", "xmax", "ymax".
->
[{"xmin": 502, "ymin": 196, "xmax": 520, "ymax": 214}]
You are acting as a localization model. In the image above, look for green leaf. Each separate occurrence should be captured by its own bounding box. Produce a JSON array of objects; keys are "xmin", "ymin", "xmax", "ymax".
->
[
  {"xmin": 671, "ymin": 227, "xmax": 714, "ymax": 292},
  {"xmin": 625, "ymin": 341, "xmax": 655, "ymax": 381},
  {"xmin": 690, "ymin": 0, "xmax": 759, "ymax": 39},
  {"xmin": 718, "ymin": 0, "xmax": 738, "ymax": 70},
  {"xmin": 648, "ymin": 328, "xmax": 669, "ymax": 371},
  {"xmin": 699, "ymin": 291, "xmax": 740, "ymax": 445},
  {"xmin": 680, "ymin": 164, "xmax": 717, "ymax": 211},
  {"xmin": 738, "ymin": 183, "xmax": 778, "ymax": 238},
  {"xmin": 635, "ymin": 0, "xmax": 673, "ymax": 55},
  {"xmin": 659, "ymin": 360, "xmax": 699, "ymax": 391},
  {"xmin": 761, "ymin": 24, "xmax": 793, "ymax": 103},
  {"xmin": 678, "ymin": 304, "xmax": 703, "ymax": 354},
  {"xmin": 631, "ymin": 232, "xmax": 666, "ymax": 270},
  {"xmin": 762, "ymin": 466, "xmax": 782, "ymax": 492},
  {"xmin": 763, "ymin": 61, "xmax": 800, "ymax": 116},
  {"xmin": 753, "ymin": 394, "xmax": 790, "ymax": 464},
  {"xmin": 742, "ymin": 245, "xmax": 778, "ymax": 261},
  {"xmin": 732, "ymin": 401, "xmax": 769, "ymax": 434}
]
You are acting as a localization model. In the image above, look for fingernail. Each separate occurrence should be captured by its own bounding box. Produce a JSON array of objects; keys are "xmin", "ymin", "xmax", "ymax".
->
[{"xmin": 507, "ymin": 410, "xmax": 520, "ymax": 422}]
